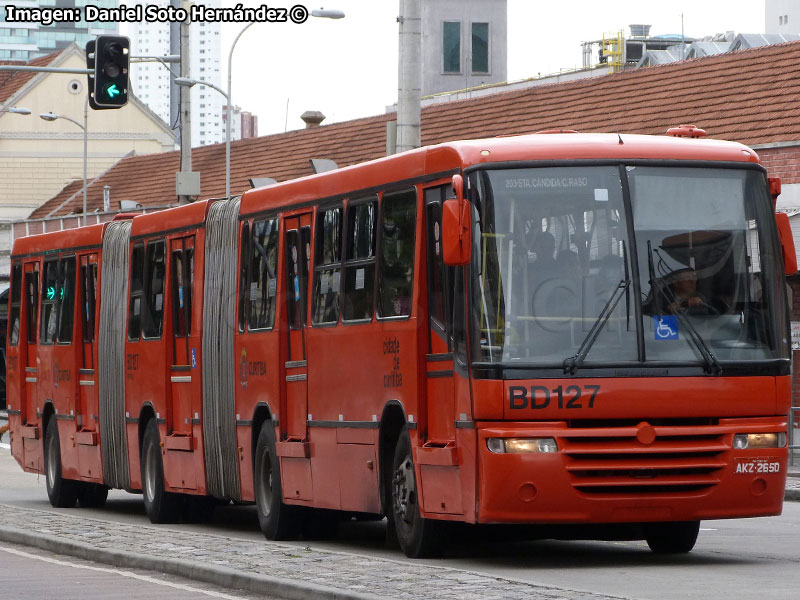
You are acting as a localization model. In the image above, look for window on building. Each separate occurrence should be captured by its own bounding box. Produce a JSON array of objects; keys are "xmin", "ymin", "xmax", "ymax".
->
[
  {"xmin": 443, "ymin": 21, "xmax": 461, "ymax": 73},
  {"xmin": 342, "ymin": 198, "xmax": 378, "ymax": 322},
  {"xmin": 471, "ymin": 22, "xmax": 489, "ymax": 73},
  {"xmin": 378, "ymin": 189, "xmax": 416, "ymax": 318},
  {"xmin": 312, "ymin": 205, "xmax": 343, "ymax": 324}
]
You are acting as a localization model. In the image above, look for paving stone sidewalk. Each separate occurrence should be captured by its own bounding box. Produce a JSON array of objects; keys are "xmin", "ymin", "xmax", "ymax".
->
[{"xmin": 0, "ymin": 503, "xmax": 629, "ymax": 600}]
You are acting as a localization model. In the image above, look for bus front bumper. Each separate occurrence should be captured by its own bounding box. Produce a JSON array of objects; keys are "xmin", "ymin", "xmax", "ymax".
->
[{"xmin": 475, "ymin": 418, "xmax": 787, "ymax": 524}]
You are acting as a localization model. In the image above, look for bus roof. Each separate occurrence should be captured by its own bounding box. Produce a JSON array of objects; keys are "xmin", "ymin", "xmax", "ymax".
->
[
  {"xmin": 11, "ymin": 221, "xmax": 105, "ymax": 258},
  {"xmin": 239, "ymin": 132, "xmax": 760, "ymax": 216},
  {"xmin": 129, "ymin": 198, "xmax": 214, "ymax": 238}
]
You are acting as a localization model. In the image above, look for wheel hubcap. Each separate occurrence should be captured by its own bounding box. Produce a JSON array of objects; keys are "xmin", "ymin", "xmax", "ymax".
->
[
  {"xmin": 46, "ymin": 435, "xmax": 57, "ymax": 487},
  {"xmin": 393, "ymin": 455, "xmax": 416, "ymax": 524},
  {"xmin": 257, "ymin": 449, "xmax": 273, "ymax": 518},
  {"xmin": 144, "ymin": 443, "xmax": 156, "ymax": 502}
]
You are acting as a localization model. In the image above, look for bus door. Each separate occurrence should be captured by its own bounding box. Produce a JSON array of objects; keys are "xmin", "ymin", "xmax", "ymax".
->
[
  {"xmin": 424, "ymin": 189, "xmax": 456, "ymax": 444},
  {"xmin": 76, "ymin": 253, "xmax": 101, "ymax": 478},
  {"xmin": 167, "ymin": 236, "xmax": 195, "ymax": 442},
  {"xmin": 19, "ymin": 261, "xmax": 41, "ymax": 469},
  {"xmin": 282, "ymin": 214, "xmax": 312, "ymax": 443},
  {"xmin": 418, "ymin": 186, "xmax": 468, "ymax": 518}
]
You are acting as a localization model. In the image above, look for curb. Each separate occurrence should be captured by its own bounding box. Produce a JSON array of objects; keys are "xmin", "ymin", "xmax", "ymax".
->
[{"xmin": 0, "ymin": 526, "xmax": 381, "ymax": 600}]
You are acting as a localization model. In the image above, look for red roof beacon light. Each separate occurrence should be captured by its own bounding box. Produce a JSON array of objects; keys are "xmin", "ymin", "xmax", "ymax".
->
[{"xmin": 666, "ymin": 124, "xmax": 707, "ymax": 138}]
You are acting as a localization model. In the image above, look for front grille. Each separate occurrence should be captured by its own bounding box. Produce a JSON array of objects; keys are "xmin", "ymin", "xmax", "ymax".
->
[{"xmin": 562, "ymin": 424, "xmax": 727, "ymax": 496}]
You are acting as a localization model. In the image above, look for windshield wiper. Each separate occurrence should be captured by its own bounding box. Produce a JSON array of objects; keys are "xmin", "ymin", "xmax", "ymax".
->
[
  {"xmin": 660, "ymin": 282, "xmax": 722, "ymax": 375},
  {"xmin": 646, "ymin": 240, "xmax": 722, "ymax": 376},
  {"xmin": 563, "ymin": 278, "xmax": 630, "ymax": 375}
]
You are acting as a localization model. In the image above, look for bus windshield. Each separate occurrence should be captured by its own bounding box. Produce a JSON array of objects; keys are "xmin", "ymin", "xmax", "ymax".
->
[{"xmin": 469, "ymin": 165, "xmax": 789, "ymax": 370}]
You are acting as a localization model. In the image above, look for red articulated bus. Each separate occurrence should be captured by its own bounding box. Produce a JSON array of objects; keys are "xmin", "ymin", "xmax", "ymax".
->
[{"xmin": 6, "ymin": 131, "xmax": 796, "ymax": 557}]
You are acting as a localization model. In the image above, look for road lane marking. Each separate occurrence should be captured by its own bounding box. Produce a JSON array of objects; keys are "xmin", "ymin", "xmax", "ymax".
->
[{"xmin": 0, "ymin": 546, "xmax": 246, "ymax": 599}]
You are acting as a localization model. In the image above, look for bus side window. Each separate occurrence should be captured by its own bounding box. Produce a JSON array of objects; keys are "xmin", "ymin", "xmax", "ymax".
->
[
  {"xmin": 249, "ymin": 218, "xmax": 279, "ymax": 330},
  {"xmin": 425, "ymin": 186, "xmax": 453, "ymax": 349},
  {"xmin": 25, "ymin": 269, "xmax": 39, "ymax": 345},
  {"xmin": 238, "ymin": 221, "xmax": 251, "ymax": 332},
  {"xmin": 128, "ymin": 243, "xmax": 144, "ymax": 340},
  {"xmin": 57, "ymin": 256, "xmax": 76, "ymax": 343},
  {"xmin": 378, "ymin": 188, "xmax": 417, "ymax": 318},
  {"xmin": 8, "ymin": 263, "xmax": 21, "ymax": 346},
  {"xmin": 142, "ymin": 240, "xmax": 166, "ymax": 339},
  {"xmin": 312, "ymin": 205, "xmax": 343, "ymax": 325},
  {"xmin": 343, "ymin": 198, "xmax": 377, "ymax": 322},
  {"xmin": 40, "ymin": 259, "xmax": 59, "ymax": 344}
]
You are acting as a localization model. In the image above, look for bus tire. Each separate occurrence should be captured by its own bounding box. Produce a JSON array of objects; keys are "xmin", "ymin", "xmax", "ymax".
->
[
  {"xmin": 254, "ymin": 424, "xmax": 302, "ymax": 540},
  {"xmin": 644, "ymin": 521, "xmax": 700, "ymax": 554},
  {"xmin": 391, "ymin": 429, "xmax": 447, "ymax": 558},
  {"xmin": 77, "ymin": 483, "xmax": 109, "ymax": 508},
  {"xmin": 44, "ymin": 418, "xmax": 78, "ymax": 508},
  {"xmin": 141, "ymin": 419, "xmax": 181, "ymax": 523}
]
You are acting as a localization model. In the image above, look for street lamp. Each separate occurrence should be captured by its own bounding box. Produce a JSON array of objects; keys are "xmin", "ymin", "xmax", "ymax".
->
[
  {"xmin": 0, "ymin": 106, "xmax": 32, "ymax": 115},
  {"xmin": 41, "ymin": 103, "xmax": 89, "ymax": 226},
  {"xmin": 216, "ymin": 8, "xmax": 345, "ymax": 199}
]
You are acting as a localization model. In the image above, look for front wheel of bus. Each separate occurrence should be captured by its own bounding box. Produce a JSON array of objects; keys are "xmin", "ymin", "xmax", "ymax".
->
[
  {"xmin": 644, "ymin": 521, "xmax": 700, "ymax": 554},
  {"xmin": 391, "ymin": 429, "xmax": 447, "ymax": 558},
  {"xmin": 254, "ymin": 424, "xmax": 301, "ymax": 540},
  {"xmin": 45, "ymin": 418, "xmax": 78, "ymax": 508},
  {"xmin": 141, "ymin": 419, "xmax": 181, "ymax": 523}
]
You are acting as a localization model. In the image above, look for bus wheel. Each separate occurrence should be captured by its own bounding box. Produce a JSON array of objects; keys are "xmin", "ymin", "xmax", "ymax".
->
[
  {"xmin": 644, "ymin": 521, "xmax": 700, "ymax": 554},
  {"xmin": 77, "ymin": 483, "xmax": 108, "ymax": 508},
  {"xmin": 141, "ymin": 419, "xmax": 181, "ymax": 523},
  {"xmin": 44, "ymin": 419, "xmax": 78, "ymax": 508},
  {"xmin": 391, "ymin": 429, "xmax": 447, "ymax": 558},
  {"xmin": 254, "ymin": 424, "xmax": 301, "ymax": 540}
]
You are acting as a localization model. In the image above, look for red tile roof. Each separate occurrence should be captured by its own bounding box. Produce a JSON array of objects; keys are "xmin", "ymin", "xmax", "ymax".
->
[
  {"xmin": 31, "ymin": 40, "xmax": 800, "ymax": 220},
  {"xmin": 0, "ymin": 50, "xmax": 62, "ymax": 103}
]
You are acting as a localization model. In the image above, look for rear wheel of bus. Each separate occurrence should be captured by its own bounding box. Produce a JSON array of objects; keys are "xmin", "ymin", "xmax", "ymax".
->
[
  {"xmin": 644, "ymin": 521, "xmax": 700, "ymax": 554},
  {"xmin": 254, "ymin": 424, "xmax": 302, "ymax": 540},
  {"xmin": 44, "ymin": 418, "xmax": 78, "ymax": 508},
  {"xmin": 391, "ymin": 428, "xmax": 447, "ymax": 558},
  {"xmin": 141, "ymin": 419, "xmax": 182, "ymax": 523}
]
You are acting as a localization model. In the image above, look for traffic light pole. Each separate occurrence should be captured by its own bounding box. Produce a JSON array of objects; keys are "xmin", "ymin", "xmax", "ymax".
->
[{"xmin": 179, "ymin": 16, "xmax": 192, "ymax": 205}]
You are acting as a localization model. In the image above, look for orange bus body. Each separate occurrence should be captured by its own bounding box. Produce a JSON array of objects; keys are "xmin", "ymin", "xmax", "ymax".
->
[{"xmin": 6, "ymin": 133, "xmax": 791, "ymax": 556}]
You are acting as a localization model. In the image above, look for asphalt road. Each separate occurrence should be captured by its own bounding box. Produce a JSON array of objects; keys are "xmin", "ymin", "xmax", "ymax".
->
[
  {"xmin": 1, "ymin": 446, "xmax": 799, "ymax": 599},
  {"xmin": 0, "ymin": 541, "xmax": 269, "ymax": 600}
]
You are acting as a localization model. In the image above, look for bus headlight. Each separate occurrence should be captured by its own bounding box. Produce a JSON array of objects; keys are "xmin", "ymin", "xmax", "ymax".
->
[
  {"xmin": 732, "ymin": 433, "xmax": 786, "ymax": 449},
  {"xmin": 486, "ymin": 437, "xmax": 558, "ymax": 454}
]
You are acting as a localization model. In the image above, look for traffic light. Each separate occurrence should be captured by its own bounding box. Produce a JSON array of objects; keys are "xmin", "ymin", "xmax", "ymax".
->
[{"xmin": 86, "ymin": 36, "xmax": 129, "ymax": 110}]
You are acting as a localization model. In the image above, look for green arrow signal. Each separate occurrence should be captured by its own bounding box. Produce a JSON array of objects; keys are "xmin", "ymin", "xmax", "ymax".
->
[
  {"xmin": 47, "ymin": 286, "xmax": 55, "ymax": 301},
  {"xmin": 105, "ymin": 84, "xmax": 120, "ymax": 98}
]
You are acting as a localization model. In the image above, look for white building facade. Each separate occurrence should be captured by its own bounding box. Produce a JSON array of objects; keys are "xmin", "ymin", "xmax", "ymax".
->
[
  {"xmin": 129, "ymin": 0, "xmax": 226, "ymax": 147},
  {"xmin": 766, "ymin": 0, "xmax": 800, "ymax": 33},
  {"xmin": 0, "ymin": 0, "xmax": 118, "ymax": 60}
]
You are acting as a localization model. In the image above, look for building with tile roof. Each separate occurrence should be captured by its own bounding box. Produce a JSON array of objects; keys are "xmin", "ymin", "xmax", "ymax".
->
[{"xmin": 0, "ymin": 43, "xmax": 176, "ymax": 283}]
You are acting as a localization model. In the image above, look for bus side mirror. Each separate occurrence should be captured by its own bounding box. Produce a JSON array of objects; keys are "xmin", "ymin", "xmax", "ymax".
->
[
  {"xmin": 769, "ymin": 176, "xmax": 782, "ymax": 207},
  {"xmin": 775, "ymin": 212, "xmax": 797, "ymax": 275},
  {"xmin": 442, "ymin": 174, "xmax": 472, "ymax": 266}
]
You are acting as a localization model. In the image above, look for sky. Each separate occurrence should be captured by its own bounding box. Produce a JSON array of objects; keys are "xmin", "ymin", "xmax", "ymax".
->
[{"xmin": 164, "ymin": 0, "xmax": 767, "ymax": 135}]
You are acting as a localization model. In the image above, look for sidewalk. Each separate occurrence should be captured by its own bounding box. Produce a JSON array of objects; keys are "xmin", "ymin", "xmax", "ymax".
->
[{"xmin": 0, "ymin": 503, "xmax": 624, "ymax": 600}]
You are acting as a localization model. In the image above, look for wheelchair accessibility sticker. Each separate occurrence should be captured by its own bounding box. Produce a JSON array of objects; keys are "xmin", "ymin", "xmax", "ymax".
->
[{"xmin": 654, "ymin": 315, "xmax": 679, "ymax": 340}]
